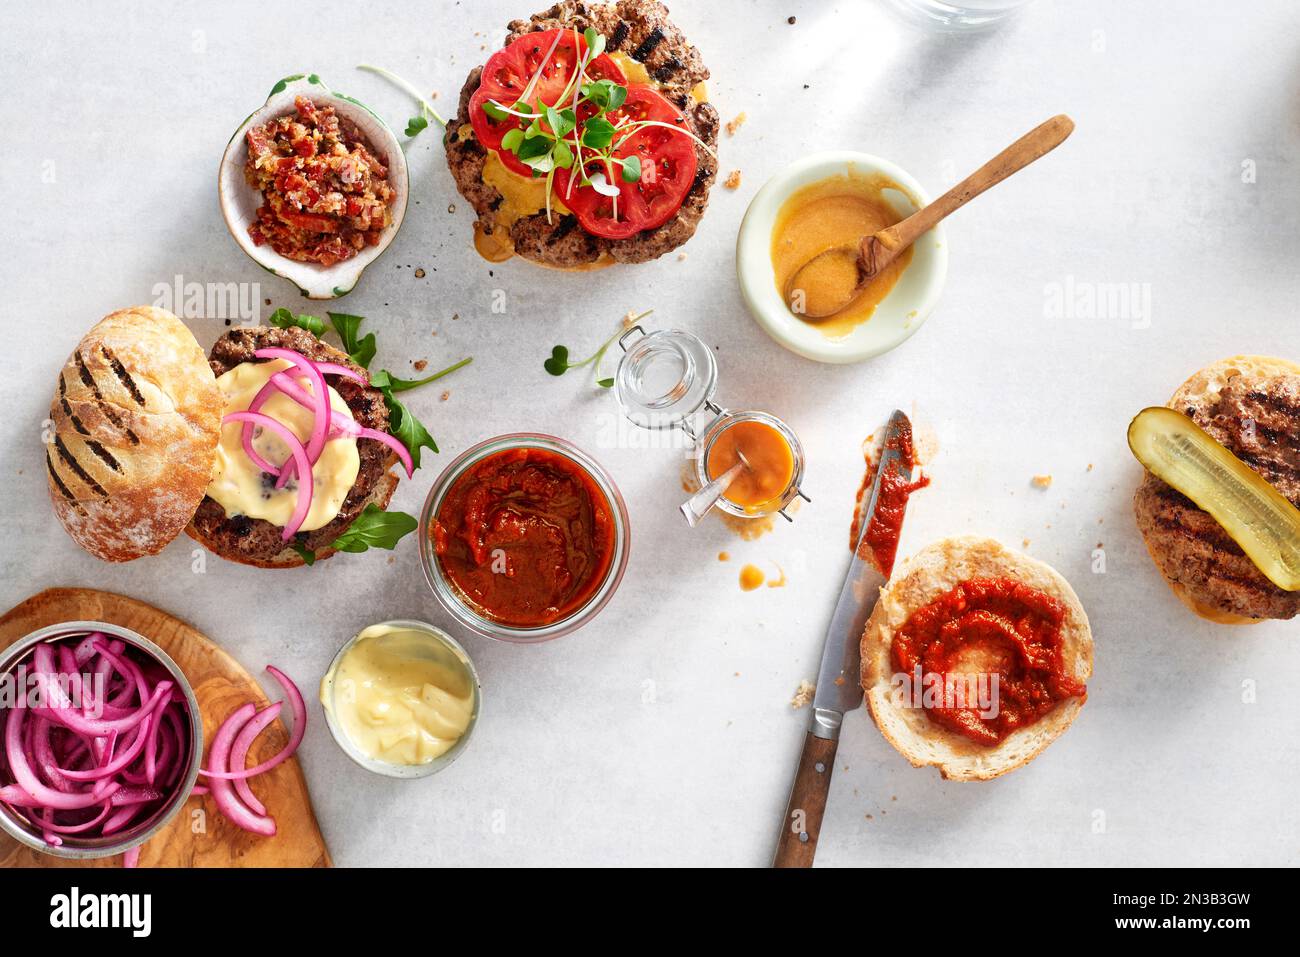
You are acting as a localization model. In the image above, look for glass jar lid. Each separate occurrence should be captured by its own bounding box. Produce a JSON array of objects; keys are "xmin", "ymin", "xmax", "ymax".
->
[{"xmin": 614, "ymin": 326, "xmax": 718, "ymax": 431}]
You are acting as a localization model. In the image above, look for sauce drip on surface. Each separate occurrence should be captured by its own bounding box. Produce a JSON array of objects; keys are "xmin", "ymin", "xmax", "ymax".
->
[{"xmin": 739, "ymin": 564, "xmax": 766, "ymax": 591}]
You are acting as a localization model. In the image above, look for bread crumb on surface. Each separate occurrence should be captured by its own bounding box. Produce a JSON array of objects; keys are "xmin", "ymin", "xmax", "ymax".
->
[
  {"xmin": 677, "ymin": 251, "xmax": 688, "ymax": 261},
  {"xmin": 1022, "ymin": 538, "xmax": 1031, "ymax": 547},
  {"xmin": 440, "ymin": 390, "xmax": 450, "ymax": 401},
  {"xmin": 725, "ymin": 112, "xmax": 747, "ymax": 136},
  {"xmin": 1086, "ymin": 463, "xmax": 1094, "ymax": 472},
  {"xmin": 791, "ymin": 680, "xmax": 815, "ymax": 709},
  {"xmin": 1032, "ymin": 474, "xmax": 1053, "ymax": 488},
  {"xmin": 413, "ymin": 359, "xmax": 428, "ymax": 372},
  {"xmin": 724, "ymin": 170, "xmax": 742, "ymax": 190},
  {"xmin": 414, "ymin": 268, "xmax": 426, "ymax": 279}
]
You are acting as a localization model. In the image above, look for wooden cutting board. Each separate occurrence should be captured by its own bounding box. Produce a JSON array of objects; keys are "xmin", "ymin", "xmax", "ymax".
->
[{"xmin": 0, "ymin": 588, "xmax": 330, "ymax": 868}]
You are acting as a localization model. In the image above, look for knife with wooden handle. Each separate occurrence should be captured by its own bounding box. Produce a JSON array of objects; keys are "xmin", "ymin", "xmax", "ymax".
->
[{"xmin": 772, "ymin": 410, "xmax": 914, "ymax": 868}]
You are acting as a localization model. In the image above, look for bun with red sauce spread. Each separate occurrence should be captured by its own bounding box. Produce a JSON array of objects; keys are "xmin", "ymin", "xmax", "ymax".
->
[{"xmin": 861, "ymin": 536, "xmax": 1093, "ymax": 781}]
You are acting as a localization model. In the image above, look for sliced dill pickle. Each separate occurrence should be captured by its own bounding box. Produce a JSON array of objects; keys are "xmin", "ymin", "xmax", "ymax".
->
[{"xmin": 1128, "ymin": 406, "xmax": 1300, "ymax": 591}]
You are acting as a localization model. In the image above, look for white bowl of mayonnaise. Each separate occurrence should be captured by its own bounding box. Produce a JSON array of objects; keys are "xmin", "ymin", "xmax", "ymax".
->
[{"xmin": 319, "ymin": 620, "xmax": 481, "ymax": 779}]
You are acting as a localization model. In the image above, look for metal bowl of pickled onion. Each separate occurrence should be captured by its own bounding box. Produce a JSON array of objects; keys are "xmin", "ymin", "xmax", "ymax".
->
[{"xmin": 0, "ymin": 621, "xmax": 202, "ymax": 861}]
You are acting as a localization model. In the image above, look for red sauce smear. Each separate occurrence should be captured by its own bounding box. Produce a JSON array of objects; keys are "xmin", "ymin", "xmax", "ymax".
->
[
  {"xmin": 432, "ymin": 447, "xmax": 615, "ymax": 627},
  {"xmin": 890, "ymin": 577, "xmax": 1087, "ymax": 746},
  {"xmin": 852, "ymin": 420, "xmax": 929, "ymax": 576}
]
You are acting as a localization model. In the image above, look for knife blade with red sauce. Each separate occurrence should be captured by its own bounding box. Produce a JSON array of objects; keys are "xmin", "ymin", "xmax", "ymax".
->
[{"xmin": 772, "ymin": 409, "xmax": 924, "ymax": 868}]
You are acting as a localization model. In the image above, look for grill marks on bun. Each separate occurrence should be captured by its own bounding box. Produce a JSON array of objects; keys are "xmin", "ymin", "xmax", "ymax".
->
[
  {"xmin": 46, "ymin": 306, "xmax": 221, "ymax": 563},
  {"xmin": 101, "ymin": 344, "xmax": 148, "ymax": 408}
]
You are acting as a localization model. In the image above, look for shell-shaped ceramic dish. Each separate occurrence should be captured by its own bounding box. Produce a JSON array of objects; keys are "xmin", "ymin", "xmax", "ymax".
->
[{"xmin": 218, "ymin": 74, "xmax": 408, "ymax": 300}]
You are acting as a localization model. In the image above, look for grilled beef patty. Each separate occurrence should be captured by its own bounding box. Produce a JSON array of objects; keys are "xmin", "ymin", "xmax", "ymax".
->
[
  {"xmin": 1134, "ymin": 372, "xmax": 1300, "ymax": 620},
  {"xmin": 189, "ymin": 326, "xmax": 392, "ymax": 563},
  {"xmin": 445, "ymin": 0, "xmax": 719, "ymax": 268}
]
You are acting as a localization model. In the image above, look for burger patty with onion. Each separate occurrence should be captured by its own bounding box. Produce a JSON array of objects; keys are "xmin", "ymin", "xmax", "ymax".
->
[
  {"xmin": 445, "ymin": 0, "xmax": 719, "ymax": 268},
  {"xmin": 187, "ymin": 325, "xmax": 400, "ymax": 568}
]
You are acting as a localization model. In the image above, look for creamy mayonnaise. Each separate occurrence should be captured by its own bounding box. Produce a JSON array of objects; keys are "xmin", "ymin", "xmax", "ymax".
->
[
  {"xmin": 320, "ymin": 624, "xmax": 476, "ymax": 767},
  {"xmin": 206, "ymin": 359, "xmax": 360, "ymax": 531}
]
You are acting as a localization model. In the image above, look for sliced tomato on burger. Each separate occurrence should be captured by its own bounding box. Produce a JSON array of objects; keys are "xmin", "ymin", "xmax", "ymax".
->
[
  {"xmin": 554, "ymin": 86, "xmax": 699, "ymax": 240},
  {"xmin": 470, "ymin": 28, "xmax": 626, "ymax": 177}
]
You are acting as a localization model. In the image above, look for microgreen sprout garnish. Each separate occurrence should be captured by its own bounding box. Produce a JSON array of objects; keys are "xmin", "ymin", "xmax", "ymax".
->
[
  {"xmin": 357, "ymin": 64, "xmax": 446, "ymax": 137},
  {"xmin": 482, "ymin": 28, "xmax": 714, "ymax": 226},
  {"xmin": 545, "ymin": 309, "xmax": 652, "ymax": 387}
]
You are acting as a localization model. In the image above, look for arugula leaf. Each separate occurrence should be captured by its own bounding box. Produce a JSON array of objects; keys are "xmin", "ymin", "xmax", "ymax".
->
[
  {"xmin": 268, "ymin": 307, "xmax": 325, "ymax": 337},
  {"xmin": 370, "ymin": 357, "xmax": 472, "ymax": 393},
  {"xmin": 596, "ymin": 377, "xmax": 614, "ymax": 389},
  {"xmin": 290, "ymin": 543, "xmax": 317, "ymax": 565},
  {"xmin": 383, "ymin": 392, "xmax": 438, "ymax": 468},
  {"xmin": 328, "ymin": 504, "xmax": 418, "ymax": 554},
  {"xmin": 405, "ymin": 115, "xmax": 429, "ymax": 137},
  {"xmin": 327, "ymin": 312, "xmax": 377, "ymax": 369},
  {"xmin": 620, "ymin": 155, "xmax": 642, "ymax": 183},
  {"xmin": 483, "ymin": 100, "xmax": 511, "ymax": 122}
]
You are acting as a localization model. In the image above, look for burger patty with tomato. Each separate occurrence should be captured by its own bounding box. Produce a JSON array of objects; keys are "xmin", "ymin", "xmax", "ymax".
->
[{"xmin": 446, "ymin": 1, "xmax": 719, "ymax": 268}]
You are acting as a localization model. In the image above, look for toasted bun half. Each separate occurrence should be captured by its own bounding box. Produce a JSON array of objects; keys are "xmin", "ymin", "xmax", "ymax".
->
[
  {"xmin": 1137, "ymin": 355, "xmax": 1300, "ymax": 625},
  {"xmin": 47, "ymin": 306, "xmax": 221, "ymax": 562},
  {"xmin": 183, "ymin": 468, "xmax": 399, "ymax": 569},
  {"xmin": 861, "ymin": 536, "xmax": 1093, "ymax": 781}
]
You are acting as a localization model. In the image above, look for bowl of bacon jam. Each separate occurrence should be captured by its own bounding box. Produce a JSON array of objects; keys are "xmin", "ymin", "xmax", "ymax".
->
[
  {"xmin": 419, "ymin": 435, "xmax": 630, "ymax": 642},
  {"xmin": 219, "ymin": 74, "xmax": 408, "ymax": 299}
]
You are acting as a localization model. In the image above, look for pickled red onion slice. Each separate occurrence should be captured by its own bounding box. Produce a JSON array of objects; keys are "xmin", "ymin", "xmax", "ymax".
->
[{"xmin": 222, "ymin": 411, "xmax": 313, "ymax": 540}]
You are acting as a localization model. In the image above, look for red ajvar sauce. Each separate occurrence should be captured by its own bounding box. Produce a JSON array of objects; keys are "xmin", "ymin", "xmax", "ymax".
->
[
  {"xmin": 890, "ymin": 577, "xmax": 1086, "ymax": 746},
  {"xmin": 432, "ymin": 447, "xmax": 615, "ymax": 627},
  {"xmin": 852, "ymin": 419, "xmax": 929, "ymax": 576}
]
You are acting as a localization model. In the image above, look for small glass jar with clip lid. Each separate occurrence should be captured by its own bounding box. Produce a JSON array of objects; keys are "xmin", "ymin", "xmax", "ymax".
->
[{"xmin": 613, "ymin": 324, "xmax": 810, "ymax": 523}]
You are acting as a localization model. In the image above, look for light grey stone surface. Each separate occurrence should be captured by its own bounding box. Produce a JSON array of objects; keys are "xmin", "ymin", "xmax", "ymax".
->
[{"xmin": 1, "ymin": 0, "xmax": 1295, "ymax": 865}]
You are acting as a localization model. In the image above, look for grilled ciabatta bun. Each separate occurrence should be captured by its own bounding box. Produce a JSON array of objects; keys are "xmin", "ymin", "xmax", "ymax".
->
[
  {"xmin": 46, "ymin": 306, "xmax": 221, "ymax": 562},
  {"xmin": 861, "ymin": 537, "xmax": 1093, "ymax": 782},
  {"xmin": 1133, "ymin": 355, "xmax": 1300, "ymax": 624}
]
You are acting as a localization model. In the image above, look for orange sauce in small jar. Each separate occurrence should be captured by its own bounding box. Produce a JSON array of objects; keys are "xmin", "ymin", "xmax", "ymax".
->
[{"xmin": 706, "ymin": 419, "xmax": 795, "ymax": 510}]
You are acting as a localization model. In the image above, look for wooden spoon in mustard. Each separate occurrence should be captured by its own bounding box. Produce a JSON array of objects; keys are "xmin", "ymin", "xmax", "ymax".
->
[{"xmin": 784, "ymin": 114, "xmax": 1075, "ymax": 319}]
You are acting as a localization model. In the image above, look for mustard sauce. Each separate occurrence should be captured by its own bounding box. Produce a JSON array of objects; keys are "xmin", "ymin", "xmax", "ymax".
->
[
  {"xmin": 770, "ymin": 171, "xmax": 915, "ymax": 339},
  {"xmin": 706, "ymin": 419, "xmax": 795, "ymax": 510},
  {"xmin": 320, "ymin": 624, "xmax": 476, "ymax": 767}
]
